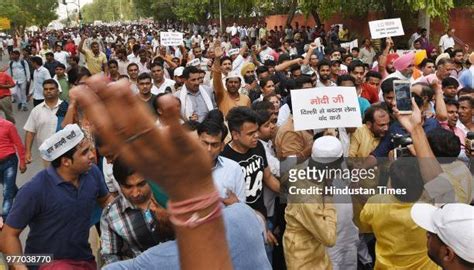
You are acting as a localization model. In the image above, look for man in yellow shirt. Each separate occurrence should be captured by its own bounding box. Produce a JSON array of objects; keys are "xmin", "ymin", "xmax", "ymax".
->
[
  {"xmin": 360, "ymin": 158, "xmax": 438, "ymax": 270},
  {"xmin": 79, "ymin": 34, "xmax": 108, "ymax": 75},
  {"xmin": 349, "ymin": 105, "xmax": 390, "ymax": 157}
]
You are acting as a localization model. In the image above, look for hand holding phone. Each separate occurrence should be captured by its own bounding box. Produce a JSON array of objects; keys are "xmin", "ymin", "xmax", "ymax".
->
[{"xmin": 393, "ymin": 80, "xmax": 412, "ymax": 114}]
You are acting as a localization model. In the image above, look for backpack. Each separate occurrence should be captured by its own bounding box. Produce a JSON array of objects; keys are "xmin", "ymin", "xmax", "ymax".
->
[{"xmin": 9, "ymin": 59, "xmax": 28, "ymax": 80}]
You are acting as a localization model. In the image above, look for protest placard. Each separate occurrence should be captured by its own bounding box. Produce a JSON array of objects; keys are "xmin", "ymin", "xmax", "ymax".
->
[
  {"xmin": 160, "ymin": 32, "xmax": 184, "ymax": 46},
  {"xmin": 340, "ymin": 39, "xmax": 359, "ymax": 51},
  {"xmin": 291, "ymin": 87, "xmax": 362, "ymax": 131},
  {"xmin": 368, "ymin": 18, "xmax": 404, "ymax": 39},
  {"xmin": 395, "ymin": 49, "xmax": 413, "ymax": 57}
]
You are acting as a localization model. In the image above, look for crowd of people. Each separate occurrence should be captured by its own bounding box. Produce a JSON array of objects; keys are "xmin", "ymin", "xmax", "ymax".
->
[{"xmin": 0, "ymin": 20, "xmax": 473, "ymax": 270}]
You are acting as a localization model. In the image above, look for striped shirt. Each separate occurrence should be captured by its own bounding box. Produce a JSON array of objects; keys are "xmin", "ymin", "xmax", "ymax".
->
[{"xmin": 100, "ymin": 195, "xmax": 174, "ymax": 265}]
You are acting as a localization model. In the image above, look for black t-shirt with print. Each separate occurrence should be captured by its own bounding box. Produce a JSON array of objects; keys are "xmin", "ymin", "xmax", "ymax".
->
[{"xmin": 221, "ymin": 141, "xmax": 268, "ymax": 217}]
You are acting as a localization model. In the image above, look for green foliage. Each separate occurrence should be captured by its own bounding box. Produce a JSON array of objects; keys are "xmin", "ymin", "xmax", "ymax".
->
[
  {"xmin": 0, "ymin": 0, "xmax": 58, "ymax": 28},
  {"xmin": 81, "ymin": 0, "xmax": 136, "ymax": 23},
  {"xmin": 83, "ymin": 0, "xmax": 467, "ymax": 25}
]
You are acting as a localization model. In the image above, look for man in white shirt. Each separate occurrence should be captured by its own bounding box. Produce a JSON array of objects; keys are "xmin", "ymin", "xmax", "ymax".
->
[
  {"xmin": 150, "ymin": 62, "xmax": 175, "ymax": 95},
  {"xmin": 127, "ymin": 44, "xmax": 140, "ymax": 64},
  {"xmin": 30, "ymin": 56, "xmax": 52, "ymax": 107},
  {"xmin": 53, "ymin": 44, "xmax": 70, "ymax": 69},
  {"xmin": 23, "ymin": 79, "xmax": 62, "ymax": 166},
  {"xmin": 439, "ymin": 28, "xmax": 456, "ymax": 53}
]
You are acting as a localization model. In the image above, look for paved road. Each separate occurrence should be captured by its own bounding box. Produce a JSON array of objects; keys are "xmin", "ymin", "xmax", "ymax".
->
[{"xmin": 0, "ymin": 56, "xmax": 40, "ymax": 247}]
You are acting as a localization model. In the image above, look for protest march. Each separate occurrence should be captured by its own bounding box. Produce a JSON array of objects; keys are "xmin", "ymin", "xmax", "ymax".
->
[{"xmin": 0, "ymin": 9, "xmax": 473, "ymax": 270}]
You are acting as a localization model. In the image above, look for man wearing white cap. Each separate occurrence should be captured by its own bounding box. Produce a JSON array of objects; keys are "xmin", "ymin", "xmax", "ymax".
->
[
  {"xmin": 173, "ymin": 66, "xmax": 185, "ymax": 92},
  {"xmin": 212, "ymin": 46, "xmax": 251, "ymax": 116},
  {"xmin": 0, "ymin": 124, "xmax": 112, "ymax": 269},
  {"xmin": 283, "ymin": 136, "xmax": 343, "ymax": 269},
  {"xmin": 411, "ymin": 203, "xmax": 474, "ymax": 269}
]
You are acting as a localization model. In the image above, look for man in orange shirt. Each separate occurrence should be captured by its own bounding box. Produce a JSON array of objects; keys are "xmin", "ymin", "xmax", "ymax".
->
[{"xmin": 212, "ymin": 45, "xmax": 251, "ymax": 116}]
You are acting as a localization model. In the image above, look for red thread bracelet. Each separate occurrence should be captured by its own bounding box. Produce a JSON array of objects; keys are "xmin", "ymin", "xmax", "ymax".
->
[{"xmin": 167, "ymin": 190, "xmax": 223, "ymax": 228}]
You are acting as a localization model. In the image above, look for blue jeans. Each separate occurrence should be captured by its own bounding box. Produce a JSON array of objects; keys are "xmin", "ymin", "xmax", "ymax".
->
[{"xmin": 0, "ymin": 154, "xmax": 18, "ymax": 219}]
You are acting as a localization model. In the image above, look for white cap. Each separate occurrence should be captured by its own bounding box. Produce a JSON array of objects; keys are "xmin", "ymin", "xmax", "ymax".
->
[
  {"xmin": 228, "ymin": 48, "xmax": 239, "ymax": 56},
  {"xmin": 311, "ymin": 136, "xmax": 343, "ymax": 163},
  {"xmin": 435, "ymin": 53, "xmax": 450, "ymax": 66},
  {"xmin": 226, "ymin": 71, "xmax": 242, "ymax": 81},
  {"xmin": 174, "ymin": 66, "xmax": 184, "ymax": 77},
  {"xmin": 39, "ymin": 124, "xmax": 85, "ymax": 161},
  {"xmin": 411, "ymin": 203, "xmax": 474, "ymax": 263}
]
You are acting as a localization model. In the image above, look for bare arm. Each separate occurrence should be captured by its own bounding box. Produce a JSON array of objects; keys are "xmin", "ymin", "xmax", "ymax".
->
[
  {"xmin": 78, "ymin": 36, "xmax": 87, "ymax": 54},
  {"xmin": 0, "ymin": 225, "xmax": 27, "ymax": 270},
  {"xmin": 97, "ymin": 193, "xmax": 114, "ymax": 208},
  {"xmin": 433, "ymin": 81, "xmax": 448, "ymax": 121},
  {"xmin": 395, "ymin": 99, "xmax": 442, "ymax": 183},
  {"xmin": 212, "ymin": 41, "xmax": 225, "ymax": 104},
  {"xmin": 73, "ymin": 76, "xmax": 232, "ymax": 270},
  {"xmin": 24, "ymin": 131, "xmax": 35, "ymax": 164},
  {"xmin": 275, "ymin": 58, "xmax": 303, "ymax": 72},
  {"xmin": 61, "ymin": 100, "xmax": 77, "ymax": 128},
  {"xmin": 212, "ymin": 58, "xmax": 225, "ymax": 104},
  {"xmin": 378, "ymin": 37, "xmax": 393, "ymax": 78},
  {"xmin": 303, "ymin": 43, "xmax": 316, "ymax": 66},
  {"xmin": 263, "ymin": 167, "xmax": 280, "ymax": 193}
]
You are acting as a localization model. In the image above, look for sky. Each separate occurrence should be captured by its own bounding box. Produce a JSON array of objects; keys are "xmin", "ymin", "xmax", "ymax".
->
[{"xmin": 56, "ymin": 0, "xmax": 93, "ymax": 20}]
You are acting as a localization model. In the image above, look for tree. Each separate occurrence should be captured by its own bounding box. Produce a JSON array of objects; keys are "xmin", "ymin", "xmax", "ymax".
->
[
  {"xmin": 81, "ymin": 0, "xmax": 135, "ymax": 23},
  {"xmin": 0, "ymin": 0, "xmax": 58, "ymax": 31}
]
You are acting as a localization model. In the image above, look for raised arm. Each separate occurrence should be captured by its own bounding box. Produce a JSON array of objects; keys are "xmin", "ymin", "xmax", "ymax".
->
[
  {"xmin": 303, "ymin": 43, "xmax": 317, "ymax": 66},
  {"xmin": 73, "ymin": 76, "xmax": 232, "ymax": 270},
  {"xmin": 78, "ymin": 34, "xmax": 87, "ymax": 55},
  {"xmin": 432, "ymin": 80, "xmax": 448, "ymax": 121},
  {"xmin": 275, "ymin": 58, "xmax": 303, "ymax": 72},
  {"xmin": 395, "ymin": 99, "xmax": 443, "ymax": 183},
  {"xmin": 212, "ymin": 42, "xmax": 226, "ymax": 104}
]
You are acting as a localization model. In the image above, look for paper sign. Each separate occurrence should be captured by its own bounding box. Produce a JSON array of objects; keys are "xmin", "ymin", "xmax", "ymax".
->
[
  {"xmin": 291, "ymin": 87, "xmax": 362, "ymax": 131},
  {"xmin": 368, "ymin": 18, "xmax": 404, "ymax": 39},
  {"xmin": 340, "ymin": 39, "xmax": 359, "ymax": 51},
  {"xmin": 187, "ymin": 58, "xmax": 200, "ymax": 67},
  {"xmin": 395, "ymin": 49, "xmax": 413, "ymax": 57},
  {"xmin": 160, "ymin": 32, "xmax": 183, "ymax": 47}
]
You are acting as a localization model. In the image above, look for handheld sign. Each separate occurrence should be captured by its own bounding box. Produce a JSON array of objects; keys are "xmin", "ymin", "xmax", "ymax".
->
[
  {"xmin": 291, "ymin": 87, "xmax": 362, "ymax": 131},
  {"xmin": 340, "ymin": 39, "xmax": 359, "ymax": 51},
  {"xmin": 187, "ymin": 58, "xmax": 200, "ymax": 67},
  {"xmin": 368, "ymin": 18, "xmax": 404, "ymax": 39},
  {"xmin": 160, "ymin": 32, "xmax": 184, "ymax": 47}
]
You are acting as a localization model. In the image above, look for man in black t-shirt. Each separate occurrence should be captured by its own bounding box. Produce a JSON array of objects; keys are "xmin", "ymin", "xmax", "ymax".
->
[{"xmin": 221, "ymin": 107, "xmax": 280, "ymax": 218}]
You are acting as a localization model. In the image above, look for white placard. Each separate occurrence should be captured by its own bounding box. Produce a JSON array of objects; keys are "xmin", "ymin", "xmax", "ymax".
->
[
  {"xmin": 187, "ymin": 58, "xmax": 200, "ymax": 67},
  {"xmin": 395, "ymin": 49, "xmax": 413, "ymax": 57},
  {"xmin": 160, "ymin": 32, "xmax": 184, "ymax": 47},
  {"xmin": 368, "ymin": 18, "xmax": 404, "ymax": 39},
  {"xmin": 291, "ymin": 87, "xmax": 362, "ymax": 131},
  {"xmin": 340, "ymin": 39, "xmax": 359, "ymax": 51}
]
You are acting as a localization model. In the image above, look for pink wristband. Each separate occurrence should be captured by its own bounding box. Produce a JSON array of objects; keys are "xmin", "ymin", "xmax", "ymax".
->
[
  {"xmin": 167, "ymin": 190, "xmax": 223, "ymax": 228},
  {"xmin": 169, "ymin": 203, "xmax": 222, "ymax": 228}
]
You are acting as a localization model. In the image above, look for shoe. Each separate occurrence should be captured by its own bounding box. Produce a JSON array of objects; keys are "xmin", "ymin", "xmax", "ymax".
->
[
  {"xmin": 12, "ymin": 99, "xmax": 16, "ymax": 103},
  {"xmin": 22, "ymin": 105, "xmax": 28, "ymax": 111},
  {"xmin": 17, "ymin": 103, "xmax": 21, "ymax": 110}
]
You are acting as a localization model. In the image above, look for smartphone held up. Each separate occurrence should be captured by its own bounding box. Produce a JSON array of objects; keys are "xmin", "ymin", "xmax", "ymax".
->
[{"xmin": 393, "ymin": 80, "xmax": 412, "ymax": 114}]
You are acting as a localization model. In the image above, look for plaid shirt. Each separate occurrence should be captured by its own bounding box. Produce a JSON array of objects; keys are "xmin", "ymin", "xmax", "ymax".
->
[{"xmin": 100, "ymin": 195, "xmax": 173, "ymax": 265}]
